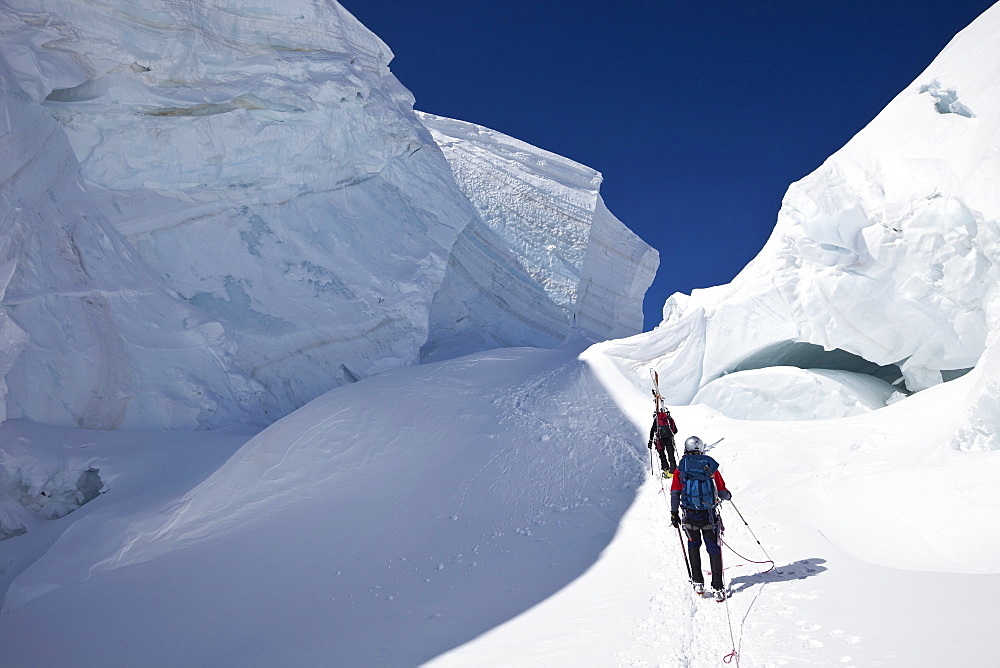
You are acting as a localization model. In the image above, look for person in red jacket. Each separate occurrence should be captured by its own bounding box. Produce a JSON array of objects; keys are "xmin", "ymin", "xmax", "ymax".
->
[
  {"xmin": 647, "ymin": 406, "xmax": 678, "ymax": 478},
  {"xmin": 669, "ymin": 435, "xmax": 732, "ymax": 601}
]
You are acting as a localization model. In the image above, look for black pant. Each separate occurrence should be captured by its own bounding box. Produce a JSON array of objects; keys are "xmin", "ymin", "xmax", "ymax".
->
[
  {"xmin": 683, "ymin": 509, "xmax": 724, "ymax": 590},
  {"xmin": 655, "ymin": 437, "xmax": 676, "ymax": 473}
]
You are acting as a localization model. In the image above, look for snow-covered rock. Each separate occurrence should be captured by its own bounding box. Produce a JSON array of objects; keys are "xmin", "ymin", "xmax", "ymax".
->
[
  {"xmin": 603, "ymin": 2, "xmax": 1000, "ymax": 414},
  {"xmin": 419, "ymin": 113, "xmax": 657, "ymax": 353}
]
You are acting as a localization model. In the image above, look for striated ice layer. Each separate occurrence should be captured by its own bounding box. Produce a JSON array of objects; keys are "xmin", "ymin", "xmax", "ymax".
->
[
  {"xmin": 418, "ymin": 113, "xmax": 657, "ymax": 353},
  {"xmin": 0, "ymin": 0, "xmax": 660, "ymax": 424},
  {"xmin": 0, "ymin": 34, "xmax": 265, "ymax": 429},
  {"xmin": 0, "ymin": 260, "xmax": 26, "ymax": 425},
  {"xmin": 600, "ymin": 3, "xmax": 1000, "ymax": 411},
  {"xmin": 0, "ymin": 0, "xmax": 479, "ymax": 418}
]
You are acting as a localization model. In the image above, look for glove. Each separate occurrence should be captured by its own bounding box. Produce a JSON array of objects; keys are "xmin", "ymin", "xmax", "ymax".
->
[
  {"xmin": 647, "ymin": 440, "xmax": 653, "ymax": 449},
  {"xmin": 718, "ymin": 489, "xmax": 732, "ymax": 501},
  {"xmin": 670, "ymin": 511, "xmax": 680, "ymax": 528}
]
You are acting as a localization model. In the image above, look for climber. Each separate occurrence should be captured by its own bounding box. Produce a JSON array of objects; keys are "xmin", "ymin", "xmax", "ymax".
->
[
  {"xmin": 647, "ymin": 404, "xmax": 678, "ymax": 478},
  {"xmin": 670, "ymin": 435, "xmax": 732, "ymax": 601}
]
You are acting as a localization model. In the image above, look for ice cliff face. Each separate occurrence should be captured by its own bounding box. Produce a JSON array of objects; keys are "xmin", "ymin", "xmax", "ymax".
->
[
  {"xmin": 601, "ymin": 3, "xmax": 1000, "ymax": 420},
  {"xmin": 0, "ymin": 0, "xmax": 655, "ymax": 427},
  {"xmin": 0, "ymin": 31, "xmax": 264, "ymax": 429},
  {"xmin": 418, "ymin": 113, "xmax": 656, "ymax": 359}
]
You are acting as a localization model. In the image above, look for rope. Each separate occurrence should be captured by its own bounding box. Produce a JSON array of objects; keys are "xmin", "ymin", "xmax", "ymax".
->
[
  {"xmin": 722, "ymin": 594, "xmax": 740, "ymax": 665},
  {"xmin": 722, "ymin": 540, "xmax": 775, "ymax": 573},
  {"xmin": 714, "ymin": 511, "xmax": 739, "ymax": 666},
  {"xmin": 718, "ymin": 501, "xmax": 780, "ymax": 665},
  {"xmin": 655, "ymin": 464, "xmax": 749, "ymax": 665}
]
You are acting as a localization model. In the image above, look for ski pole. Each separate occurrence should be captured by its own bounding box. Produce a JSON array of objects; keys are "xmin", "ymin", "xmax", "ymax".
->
[
  {"xmin": 728, "ymin": 500, "xmax": 775, "ymax": 564},
  {"xmin": 650, "ymin": 445, "xmax": 655, "ymax": 477},
  {"xmin": 675, "ymin": 524, "xmax": 693, "ymax": 582}
]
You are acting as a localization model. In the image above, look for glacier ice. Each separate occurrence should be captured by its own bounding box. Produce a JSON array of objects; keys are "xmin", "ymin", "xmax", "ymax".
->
[
  {"xmin": 0, "ymin": 22, "xmax": 267, "ymax": 429},
  {"xmin": 602, "ymin": 2, "xmax": 1000, "ymax": 417},
  {"xmin": 419, "ymin": 113, "xmax": 657, "ymax": 355},
  {"xmin": 693, "ymin": 366, "xmax": 904, "ymax": 421},
  {"xmin": 0, "ymin": 0, "xmax": 657, "ymax": 426}
]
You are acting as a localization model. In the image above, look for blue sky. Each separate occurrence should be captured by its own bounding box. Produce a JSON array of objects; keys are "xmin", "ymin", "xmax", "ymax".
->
[{"xmin": 342, "ymin": 0, "xmax": 996, "ymax": 330}]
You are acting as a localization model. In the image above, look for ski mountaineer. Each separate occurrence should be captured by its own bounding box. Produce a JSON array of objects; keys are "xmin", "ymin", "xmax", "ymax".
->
[
  {"xmin": 669, "ymin": 436, "xmax": 733, "ymax": 602},
  {"xmin": 647, "ymin": 406, "xmax": 678, "ymax": 478}
]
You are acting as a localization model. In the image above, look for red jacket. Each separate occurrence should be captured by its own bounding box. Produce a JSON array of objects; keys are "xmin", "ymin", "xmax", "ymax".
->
[{"xmin": 670, "ymin": 468, "xmax": 727, "ymax": 493}]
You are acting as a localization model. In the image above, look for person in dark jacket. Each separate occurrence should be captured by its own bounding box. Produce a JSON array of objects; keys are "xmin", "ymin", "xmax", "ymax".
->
[
  {"xmin": 647, "ymin": 406, "xmax": 678, "ymax": 478},
  {"xmin": 669, "ymin": 435, "xmax": 732, "ymax": 601}
]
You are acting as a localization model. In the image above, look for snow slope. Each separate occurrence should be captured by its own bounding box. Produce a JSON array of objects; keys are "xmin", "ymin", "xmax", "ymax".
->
[
  {"xmin": 2, "ymin": 338, "xmax": 998, "ymax": 666},
  {"xmin": 0, "ymin": 340, "xmax": 648, "ymax": 665}
]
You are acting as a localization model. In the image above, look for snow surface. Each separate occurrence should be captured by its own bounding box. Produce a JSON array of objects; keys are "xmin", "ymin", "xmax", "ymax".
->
[
  {"xmin": 2, "ymin": 338, "xmax": 999, "ymax": 666},
  {"xmin": 3, "ymin": 1, "xmax": 1000, "ymax": 666}
]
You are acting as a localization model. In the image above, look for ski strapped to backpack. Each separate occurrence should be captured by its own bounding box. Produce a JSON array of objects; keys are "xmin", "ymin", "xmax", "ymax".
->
[{"xmin": 650, "ymin": 368, "xmax": 662, "ymax": 409}]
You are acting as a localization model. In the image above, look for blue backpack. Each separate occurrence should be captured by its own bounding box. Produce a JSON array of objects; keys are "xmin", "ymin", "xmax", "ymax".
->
[{"xmin": 678, "ymin": 453, "xmax": 720, "ymax": 510}]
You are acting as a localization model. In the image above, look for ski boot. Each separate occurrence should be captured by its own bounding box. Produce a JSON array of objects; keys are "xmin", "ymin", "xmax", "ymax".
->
[
  {"xmin": 714, "ymin": 588, "xmax": 726, "ymax": 602},
  {"xmin": 692, "ymin": 582, "xmax": 705, "ymax": 596}
]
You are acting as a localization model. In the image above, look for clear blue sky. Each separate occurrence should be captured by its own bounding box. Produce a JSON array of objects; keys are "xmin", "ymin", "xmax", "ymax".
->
[{"xmin": 341, "ymin": 0, "xmax": 996, "ymax": 330}]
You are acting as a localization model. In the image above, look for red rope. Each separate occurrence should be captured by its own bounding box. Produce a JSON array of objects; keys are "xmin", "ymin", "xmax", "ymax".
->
[
  {"xmin": 657, "ymin": 477, "xmax": 746, "ymax": 665},
  {"xmin": 722, "ymin": 539, "xmax": 775, "ymax": 573},
  {"xmin": 721, "ymin": 587, "xmax": 740, "ymax": 665},
  {"xmin": 717, "ymin": 534, "xmax": 776, "ymax": 665}
]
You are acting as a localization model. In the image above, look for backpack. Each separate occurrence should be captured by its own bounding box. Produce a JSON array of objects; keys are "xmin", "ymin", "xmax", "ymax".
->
[
  {"xmin": 655, "ymin": 412, "xmax": 675, "ymax": 445},
  {"xmin": 678, "ymin": 453, "xmax": 720, "ymax": 510}
]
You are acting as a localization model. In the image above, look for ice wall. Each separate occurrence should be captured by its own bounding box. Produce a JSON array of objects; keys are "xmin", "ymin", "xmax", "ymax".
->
[
  {"xmin": 419, "ymin": 113, "xmax": 656, "ymax": 353},
  {"xmin": 0, "ymin": 22, "xmax": 265, "ymax": 429},
  {"xmin": 0, "ymin": 0, "xmax": 481, "ymax": 419},
  {"xmin": 0, "ymin": 0, "xmax": 658, "ymax": 426},
  {"xmin": 602, "ymin": 3, "xmax": 1000, "ymax": 414}
]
